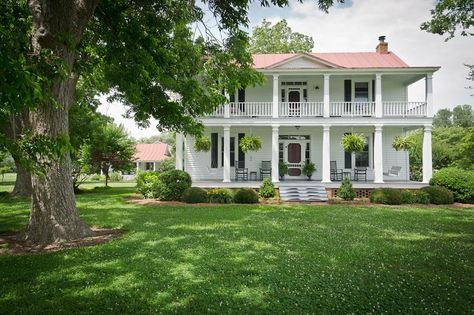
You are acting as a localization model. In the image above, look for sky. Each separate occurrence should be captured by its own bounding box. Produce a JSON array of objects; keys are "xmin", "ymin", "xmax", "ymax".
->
[{"xmin": 97, "ymin": 0, "xmax": 474, "ymax": 139}]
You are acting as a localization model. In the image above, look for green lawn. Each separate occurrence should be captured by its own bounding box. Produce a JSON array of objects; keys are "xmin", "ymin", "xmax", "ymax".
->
[{"xmin": 0, "ymin": 183, "xmax": 473, "ymax": 314}]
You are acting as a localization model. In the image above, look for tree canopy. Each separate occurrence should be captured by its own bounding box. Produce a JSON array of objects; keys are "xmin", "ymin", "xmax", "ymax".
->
[
  {"xmin": 249, "ymin": 19, "xmax": 314, "ymax": 54},
  {"xmin": 421, "ymin": 0, "xmax": 474, "ymax": 40},
  {"xmin": 433, "ymin": 105, "xmax": 474, "ymax": 128}
]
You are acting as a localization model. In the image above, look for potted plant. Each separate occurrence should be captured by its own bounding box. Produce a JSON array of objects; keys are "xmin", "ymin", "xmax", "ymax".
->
[
  {"xmin": 341, "ymin": 133, "xmax": 366, "ymax": 152},
  {"xmin": 194, "ymin": 135, "xmax": 211, "ymax": 152},
  {"xmin": 279, "ymin": 161, "xmax": 288, "ymax": 180},
  {"xmin": 302, "ymin": 161, "xmax": 316, "ymax": 180},
  {"xmin": 392, "ymin": 135, "xmax": 414, "ymax": 151},
  {"xmin": 239, "ymin": 135, "xmax": 262, "ymax": 153}
]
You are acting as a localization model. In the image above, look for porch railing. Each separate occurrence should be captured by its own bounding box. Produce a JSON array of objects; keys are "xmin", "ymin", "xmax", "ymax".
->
[
  {"xmin": 279, "ymin": 102, "xmax": 324, "ymax": 117},
  {"xmin": 230, "ymin": 102, "xmax": 272, "ymax": 117},
  {"xmin": 330, "ymin": 102, "xmax": 375, "ymax": 117},
  {"xmin": 383, "ymin": 102, "xmax": 427, "ymax": 117}
]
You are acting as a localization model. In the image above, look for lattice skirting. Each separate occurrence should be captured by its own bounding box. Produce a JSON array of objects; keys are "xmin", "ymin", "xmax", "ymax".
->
[{"xmin": 326, "ymin": 188, "xmax": 373, "ymax": 199}]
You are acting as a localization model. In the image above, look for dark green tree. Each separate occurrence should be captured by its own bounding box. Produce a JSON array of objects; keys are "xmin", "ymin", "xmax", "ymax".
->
[
  {"xmin": 459, "ymin": 127, "xmax": 474, "ymax": 169},
  {"xmin": 433, "ymin": 108, "xmax": 453, "ymax": 128},
  {"xmin": 453, "ymin": 104, "xmax": 474, "ymax": 128},
  {"xmin": 249, "ymin": 19, "xmax": 314, "ymax": 53},
  {"xmin": 421, "ymin": 0, "xmax": 474, "ymax": 40}
]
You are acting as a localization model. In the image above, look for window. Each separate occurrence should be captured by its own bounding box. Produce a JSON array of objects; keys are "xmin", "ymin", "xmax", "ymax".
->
[
  {"xmin": 279, "ymin": 143, "xmax": 284, "ymax": 162},
  {"xmin": 281, "ymin": 89, "xmax": 285, "ymax": 102},
  {"xmin": 303, "ymin": 89, "xmax": 308, "ymax": 102},
  {"xmin": 279, "ymin": 135, "xmax": 310, "ymax": 140},
  {"xmin": 354, "ymin": 82, "xmax": 369, "ymax": 101},
  {"xmin": 221, "ymin": 137, "xmax": 235, "ymax": 167},
  {"xmin": 355, "ymin": 136, "xmax": 370, "ymax": 167},
  {"xmin": 145, "ymin": 162, "xmax": 154, "ymax": 170},
  {"xmin": 281, "ymin": 82, "xmax": 307, "ymax": 86},
  {"xmin": 344, "ymin": 132, "xmax": 352, "ymax": 169},
  {"xmin": 305, "ymin": 143, "xmax": 310, "ymax": 163},
  {"xmin": 211, "ymin": 133, "xmax": 218, "ymax": 168},
  {"xmin": 238, "ymin": 133, "xmax": 245, "ymax": 167}
]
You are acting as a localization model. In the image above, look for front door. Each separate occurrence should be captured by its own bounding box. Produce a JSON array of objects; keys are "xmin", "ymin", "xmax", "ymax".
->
[
  {"xmin": 287, "ymin": 89, "xmax": 301, "ymax": 116},
  {"xmin": 287, "ymin": 143, "xmax": 302, "ymax": 176}
]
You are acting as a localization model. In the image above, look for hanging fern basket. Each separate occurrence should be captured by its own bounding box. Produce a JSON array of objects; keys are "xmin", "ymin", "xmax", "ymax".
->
[
  {"xmin": 239, "ymin": 135, "xmax": 262, "ymax": 153},
  {"xmin": 194, "ymin": 135, "xmax": 211, "ymax": 152},
  {"xmin": 341, "ymin": 133, "xmax": 366, "ymax": 153},
  {"xmin": 392, "ymin": 135, "xmax": 414, "ymax": 151}
]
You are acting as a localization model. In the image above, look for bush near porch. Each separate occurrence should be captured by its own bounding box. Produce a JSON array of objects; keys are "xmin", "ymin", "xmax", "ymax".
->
[{"xmin": 429, "ymin": 167, "xmax": 474, "ymax": 203}]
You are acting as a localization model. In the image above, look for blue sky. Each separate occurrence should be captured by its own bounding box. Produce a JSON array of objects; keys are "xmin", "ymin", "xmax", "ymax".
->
[{"xmin": 99, "ymin": 0, "xmax": 473, "ymax": 139}]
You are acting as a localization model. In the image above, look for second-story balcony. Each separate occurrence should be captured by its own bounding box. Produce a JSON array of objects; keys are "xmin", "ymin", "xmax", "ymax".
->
[{"xmin": 207, "ymin": 101, "xmax": 428, "ymax": 118}]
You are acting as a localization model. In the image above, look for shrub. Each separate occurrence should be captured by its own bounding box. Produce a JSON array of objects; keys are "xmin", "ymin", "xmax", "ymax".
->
[
  {"xmin": 302, "ymin": 162, "xmax": 316, "ymax": 179},
  {"xmin": 208, "ymin": 188, "xmax": 233, "ymax": 204},
  {"xmin": 181, "ymin": 187, "xmax": 208, "ymax": 203},
  {"xmin": 429, "ymin": 167, "xmax": 474, "ymax": 203},
  {"xmin": 259, "ymin": 178, "xmax": 275, "ymax": 198},
  {"xmin": 279, "ymin": 161, "xmax": 288, "ymax": 178},
  {"xmin": 136, "ymin": 171, "xmax": 162, "ymax": 199},
  {"xmin": 158, "ymin": 170, "xmax": 192, "ymax": 201},
  {"xmin": 421, "ymin": 186, "xmax": 454, "ymax": 205},
  {"xmin": 370, "ymin": 188, "xmax": 403, "ymax": 205},
  {"xmin": 339, "ymin": 177, "xmax": 356, "ymax": 201},
  {"xmin": 90, "ymin": 174, "xmax": 101, "ymax": 181},
  {"xmin": 234, "ymin": 189, "xmax": 259, "ymax": 204},
  {"xmin": 400, "ymin": 190, "xmax": 430, "ymax": 204},
  {"xmin": 157, "ymin": 158, "xmax": 175, "ymax": 172},
  {"xmin": 109, "ymin": 172, "xmax": 122, "ymax": 182}
]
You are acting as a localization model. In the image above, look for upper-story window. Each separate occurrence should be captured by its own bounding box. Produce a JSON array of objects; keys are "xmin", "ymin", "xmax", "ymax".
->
[{"xmin": 354, "ymin": 82, "xmax": 369, "ymax": 102}]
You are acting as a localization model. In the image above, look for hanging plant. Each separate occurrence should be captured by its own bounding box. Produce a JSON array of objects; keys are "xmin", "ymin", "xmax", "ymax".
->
[
  {"xmin": 341, "ymin": 133, "xmax": 366, "ymax": 153},
  {"xmin": 392, "ymin": 135, "xmax": 414, "ymax": 151},
  {"xmin": 239, "ymin": 135, "xmax": 262, "ymax": 153},
  {"xmin": 194, "ymin": 135, "xmax": 211, "ymax": 152}
]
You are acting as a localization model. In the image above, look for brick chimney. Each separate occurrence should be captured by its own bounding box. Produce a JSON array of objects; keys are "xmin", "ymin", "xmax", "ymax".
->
[{"xmin": 376, "ymin": 36, "xmax": 388, "ymax": 54}]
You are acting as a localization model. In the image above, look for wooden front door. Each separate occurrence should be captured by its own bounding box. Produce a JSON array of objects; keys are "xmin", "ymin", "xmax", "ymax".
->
[{"xmin": 287, "ymin": 143, "xmax": 302, "ymax": 176}]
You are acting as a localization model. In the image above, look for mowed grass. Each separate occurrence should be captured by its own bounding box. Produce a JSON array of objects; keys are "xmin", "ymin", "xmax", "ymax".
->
[{"xmin": 0, "ymin": 183, "xmax": 473, "ymax": 314}]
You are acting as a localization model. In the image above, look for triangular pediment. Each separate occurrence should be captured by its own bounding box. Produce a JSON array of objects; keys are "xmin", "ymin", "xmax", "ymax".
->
[{"xmin": 269, "ymin": 54, "xmax": 338, "ymax": 69}]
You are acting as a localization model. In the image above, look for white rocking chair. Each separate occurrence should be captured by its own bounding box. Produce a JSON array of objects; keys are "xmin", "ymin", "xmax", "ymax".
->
[{"xmin": 383, "ymin": 166, "xmax": 402, "ymax": 177}]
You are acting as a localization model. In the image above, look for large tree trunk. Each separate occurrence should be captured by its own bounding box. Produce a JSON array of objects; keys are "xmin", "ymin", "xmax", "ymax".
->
[
  {"xmin": 25, "ymin": 0, "xmax": 98, "ymax": 245},
  {"xmin": 11, "ymin": 161, "xmax": 32, "ymax": 197}
]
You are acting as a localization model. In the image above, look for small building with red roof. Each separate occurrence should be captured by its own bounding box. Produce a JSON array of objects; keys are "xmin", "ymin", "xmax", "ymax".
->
[{"xmin": 134, "ymin": 142, "xmax": 171, "ymax": 172}]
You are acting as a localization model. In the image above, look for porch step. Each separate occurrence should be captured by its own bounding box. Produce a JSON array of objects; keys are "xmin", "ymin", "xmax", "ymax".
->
[{"xmin": 278, "ymin": 183, "xmax": 328, "ymax": 202}]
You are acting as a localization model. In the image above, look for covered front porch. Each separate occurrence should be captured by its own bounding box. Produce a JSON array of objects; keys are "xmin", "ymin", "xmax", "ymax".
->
[{"xmin": 176, "ymin": 123, "xmax": 433, "ymax": 185}]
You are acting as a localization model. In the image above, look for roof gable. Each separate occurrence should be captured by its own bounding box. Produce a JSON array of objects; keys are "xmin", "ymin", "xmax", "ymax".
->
[{"xmin": 268, "ymin": 54, "xmax": 338, "ymax": 69}]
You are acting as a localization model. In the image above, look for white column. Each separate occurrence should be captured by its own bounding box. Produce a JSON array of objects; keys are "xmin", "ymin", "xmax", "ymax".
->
[
  {"xmin": 321, "ymin": 125, "xmax": 331, "ymax": 183},
  {"xmin": 375, "ymin": 74, "xmax": 383, "ymax": 118},
  {"xmin": 271, "ymin": 125, "xmax": 279, "ymax": 183},
  {"xmin": 175, "ymin": 133, "xmax": 183, "ymax": 170},
  {"xmin": 272, "ymin": 74, "xmax": 279, "ymax": 118},
  {"xmin": 223, "ymin": 125, "xmax": 231, "ymax": 182},
  {"xmin": 323, "ymin": 74, "xmax": 330, "ymax": 118},
  {"xmin": 136, "ymin": 162, "xmax": 140, "ymax": 173},
  {"xmin": 425, "ymin": 74, "xmax": 434, "ymax": 117},
  {"xmin": 373, "ymin": 125, "xmax": 384, "ymax": 183},
  {"xmin": 422, "ymin": 125, "xmax": 433, "ymax": 183},
  {"xmin": 224, "ymin": 90, "xmax": 230, "ymax": 118}
]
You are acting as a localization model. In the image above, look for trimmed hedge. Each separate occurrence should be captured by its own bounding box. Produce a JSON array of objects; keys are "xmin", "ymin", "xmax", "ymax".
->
[
  {"xmin": 421, "ymin": 186, "xmax": 454, "ymax": 205},
  {"xmin": 430, "ymin": 167, "xmax": 474, "ymax": 203},
  {"xmin": 370, "ymin": 188, "xmax": 403, "ymax": 205},
  {"xmin": 400, "ymin": 190, "xmax": 430, "ymax": 204},
  {"xmin": 158, "ymin": 170, "xmax": 192, "ymax": 201},
  {"xmin": 181, "ymin": 187, "xmax": 208, "ymax": 203},
  {"xmin": 208, "ymin": 188, "xmax": 233, "ymax": 204},
  {"xmin": 234, "ymin": 189, "xmax": 259, "ymax": 204},
  {"xmin": 259, "ymin": 178, "xmax": 275, "ymax": 198}
]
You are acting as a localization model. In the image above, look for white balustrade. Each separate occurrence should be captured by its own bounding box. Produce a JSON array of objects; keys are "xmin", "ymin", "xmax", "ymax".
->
[
  {"xmin": 383, "ymin": 102, "xmax": 427, "ymax": 117},
  {"xmin": 279, "ymin": 102, "xmax": 324, "ymax": 117},
  {"xmin": 229, "ymin": 102, "xmax": 273, "ymax": 117},
  {"xmin": 330, "ymin": 102, "xmax": 375, "ymax": 117}
]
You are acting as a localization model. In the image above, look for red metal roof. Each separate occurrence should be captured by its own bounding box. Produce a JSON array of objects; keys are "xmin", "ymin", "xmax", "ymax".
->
[
  {"xmin": 252, "ymin": 52, "xmax": 409, "ymax": 69},
  {"xmin": 134, "ymin": 143, "xmax": 171, "ymax": 161}
]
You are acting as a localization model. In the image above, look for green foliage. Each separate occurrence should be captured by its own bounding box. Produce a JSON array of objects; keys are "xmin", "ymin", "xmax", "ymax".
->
[
  {"xmin": 156, "ymin": 158, "xmax": 175, "ymax": 173},
  {"xmin": 453, "ymin": 105, "xmax": 474, "ymax": 128},
  {"xmin": 430, "ymin": 167, "xmax": 474, "ymax": 203},
  {"xmin": 433, "ymin": 108, "xmax": 453, "ymax": 128},
  {"xmin": 421, "ymin": 0, "xmax": 474, "ymax": 40},
  {"xmin": 181, "ymin": 187, "xmax": 208, "ymax": 203},
  {"xmin": 158, "ymin": 170, "xmax": 192, "ymax": 201},
  {"xmin": 392, "ymin": 135, "xmax": 414, "ymax": 151},
  {"xmin": 249, "ymin": 19, "xmax": 314, "ymax": 54},
  {"xmin": 234, "ymin": 189, "xmax": 259, "ymax": 204},
  {"xmin": 80, "ymin": 123, "xmax": 135, "ymax": 187},
  {"xmin": 400, "ymin": 190, "xmax": 431, "ymax": 204},
  {"xmin": 339, "ymin": 177, "xmax": 356, "ymax": 201},
  {"xmin": 138, "ymin": 132, "xmax": 176, "ymax": 154},
  {"xmin": 302, "ymin": 162, "xmax": 316, "ymax": 178},
  {"xmin": 259, "ymin": 178, "xmax": 275, "ymax": 198},
  {"xmin": 341, "ymin": 133, "xmax": 366, "ymax": 153},
  {"xmin": 279, "ymin": 161, "xmax": 288, "ymax": 178},
  {"xmin": 136, "ymin": 171, "xmax": 162, "ymax": 199},
  {"xmin": 239, "ymin": 135, "xmax": 262, "ymax": 153},
  {"xmin": 459, "ymin": 127, "xmax": 474, "ymax": 169},
  {"xmin": 90, "ymin": 174, "xmax": 102, "ymax": 181},
  {"xmin": 370, "ymin": 188, "xmax": 403, "ymax": 205},
  {"xmin": 421, "ymin": 186, "xmax": 454, "ymax": 205},
  {"xmin": 109, "ymin": 172, "xmax": 122, "ymax": 182},
  {"xmin": 194, "ymin": 136, "xmax": 211, "ymax": 152},
  {"xmin": 207, "ymin": 188, "xmax": 233, "ymax": 204}
]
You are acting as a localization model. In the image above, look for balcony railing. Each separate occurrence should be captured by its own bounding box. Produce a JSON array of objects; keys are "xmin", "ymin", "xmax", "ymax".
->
[
  {"xmin": 205, "ymin": 101, "xmax": 428, "ymax": 118},
  {"xmin": 280, "ymin": 102, "xmax": 324, "ymax": 117},
  {"xmin": 330, "ymin": 102, "xmax": 375, "ymax": 117},
  {"xmin": 383, "ymin": 102, "xmax": 427, "ymax": 117}
]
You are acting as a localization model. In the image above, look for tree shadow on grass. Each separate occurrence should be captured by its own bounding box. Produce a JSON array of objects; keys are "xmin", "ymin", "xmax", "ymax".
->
[{"xmin": 0, "ymin": 191, "xmax": 473, "ymax": 314}]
